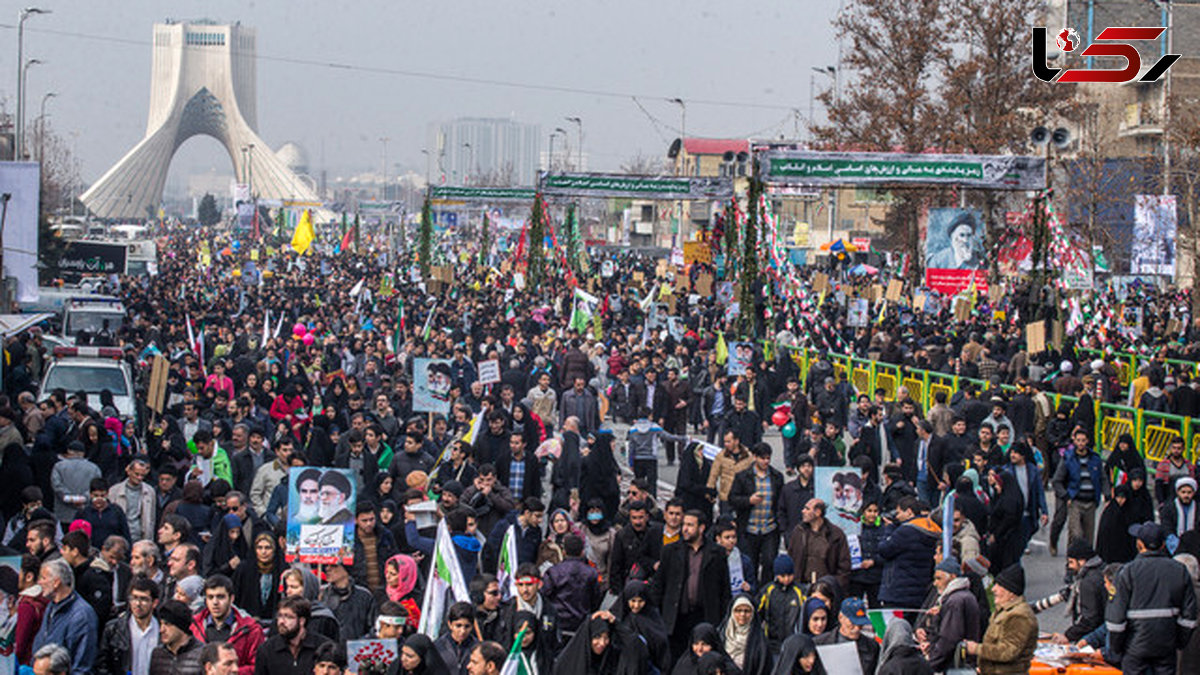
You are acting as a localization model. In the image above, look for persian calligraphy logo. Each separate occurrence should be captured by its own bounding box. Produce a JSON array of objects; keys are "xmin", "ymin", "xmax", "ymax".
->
[{"xmin": 1033, "ymin": 26, "xmax": 1180, "ymax": 83}]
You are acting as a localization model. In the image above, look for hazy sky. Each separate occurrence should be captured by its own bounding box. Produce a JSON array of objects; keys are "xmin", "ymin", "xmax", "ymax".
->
[{"xmin": 1, "ymin": 1, "xmax": 842, "ymax": 186}]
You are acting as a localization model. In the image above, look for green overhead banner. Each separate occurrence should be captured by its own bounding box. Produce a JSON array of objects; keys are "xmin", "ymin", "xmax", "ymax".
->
[
  {"xmin": 430, "ymin": 186, "xmax": 537, "ymax": 202},
  {"xmin": 761, "ymin": 150, "xmax": 1046, "ymax": 190},
  {"xmin": 541, "ymin": 172, "xmax": 734, "ymax": 200}
]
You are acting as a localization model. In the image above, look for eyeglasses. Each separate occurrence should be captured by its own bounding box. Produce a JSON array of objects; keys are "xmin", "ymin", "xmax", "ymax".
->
[{"xmin": 485, "ymin": 589, "xmax": 501, "ymax": 596}]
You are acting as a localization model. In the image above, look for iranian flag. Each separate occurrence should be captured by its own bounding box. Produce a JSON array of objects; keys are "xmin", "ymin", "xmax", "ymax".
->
[
  {"xmin": 497, "ymin": 524, "xmax": 520, "ymax": 601},
  {"xmin": 569, "ymin": 288, "xmax": 599, "ymax": 334},
  {"xmin": 186, "ymin": 314, "xmax": 205, "ymax": 374},
  {"xmin": 499, "ymin": 627, "xmax": 532, "ymax": 675},
  {"xmin": 418, "ymin": 521, "xmax": 469, "ymax": 639}
]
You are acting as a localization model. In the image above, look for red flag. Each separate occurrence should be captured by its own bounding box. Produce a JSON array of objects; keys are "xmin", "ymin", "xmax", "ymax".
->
[{"xmin": 340, "ymin": 226, "xmax": 354, "ymax": 254}]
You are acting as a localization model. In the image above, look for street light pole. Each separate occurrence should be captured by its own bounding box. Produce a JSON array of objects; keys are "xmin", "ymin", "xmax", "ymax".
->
[
  {"xmin": 548, "ymin": 131, "xmax": 559, "ymax": 173},
  {"xmin": 462, "ymin": 142, "xmax": 473, "ymax": 185},
  {"xmin": 670, "ymin": 98, "xmax": 686, "ymax": 245},
  {"xmin": 380, "ymin": 137, "xmax": 390, "ymax": 199},
  {"xmin": 247, "ymin": 143, "xmax": 255, "ymax": 197},
  {"xmin": 15, "ymin": 7, "xmax": 50, "ymax": 162},
  {"xmin": 554, "ymin": 127, "xmax": 568, "ymax": 173},
  {"xmin": 566, "ymin": 116, "xmax": 583, "ymax": 170},
  {"xmin": 36, "ymin": 91, "xmax": 54, "ymax": 164},
  {"xmin": 19, "ymin": 58, "xmax": 43, "ymax": 159}
]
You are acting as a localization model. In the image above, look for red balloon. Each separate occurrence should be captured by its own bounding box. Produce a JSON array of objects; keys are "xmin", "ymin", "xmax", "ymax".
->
[{"xmin": 772, "ymin": 409, "xmax": 790, "ymax": 427}]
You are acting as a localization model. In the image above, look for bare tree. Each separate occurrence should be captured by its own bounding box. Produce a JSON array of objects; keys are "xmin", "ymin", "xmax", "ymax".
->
[
  {"xmin": 472, "ymin": 163, "xmax": 518, "ymax": 187},
  {"xmin": 620, "ymin": 153, "xmax": 667, "ymax": 176},
  {"xmin": 1167, "ymin": 94, "xmax": 1200, "ymax": 305}
]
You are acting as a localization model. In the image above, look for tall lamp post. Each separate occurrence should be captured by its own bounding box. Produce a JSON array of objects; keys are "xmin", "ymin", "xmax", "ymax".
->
[
  {"xmin": 36, "ymin": 91, "xmax": 55, "ymax": 164},
  {"xmin": 462, "ymin": 142, "xmax": 473, "ymax": 185},
  {"xmin": 547, "ymin": 130, "xmax": 561, "ymax": 173},
  {"xmin": 19, "ymin": 58, "xmax": 43, "ymax": 159},
  {"xmin": 15, "ymin": 7, "xmax": 50, "ymax": 162},
  {"xmin": 379, "ymin": 137, "xmax": 390, "ymax": 199},
  {"xmin": 670, "ymin": 98, "xmax": 686, "ymax": 244},
  {"xmin": 566, "ymin": 116, "xmax": 583, "ymax": 170}
]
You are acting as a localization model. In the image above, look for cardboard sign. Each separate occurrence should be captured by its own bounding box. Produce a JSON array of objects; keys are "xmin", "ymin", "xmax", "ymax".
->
[
  {"xmin": 675, "ymin": 271, "xmax": 690, "ymax": 292},
  {"xmin": 1026, "ymin": 321, "xmax": 1046, "ymax": 354},
  {"xmin": 953, "ymin": 297, "xmax": 971, "ymax": 322},
  {"xmin": 812, "ymin": 272, "xmax": 830, "ymax": 294},
  {"xmin": 869, "ymin": 284, "xmax": 883, "ymax": 302},
  {"xmin": 666, "ymin": 294, "xmax": 677, "ymax": 314},
  {"xmin": 886, "ymin": 279, "xmax": 903, "ymax": 302},
  {"xmin": 656, "ymin": 260, "xmax": 670, "ymax": 278},
  {"xmin": 913, "ymin": 294, "xmax": 926, "ymax": 312},
  {"xmin": 696, "ymin": 273, "xmax": 714, "ymax": 296},
  {"xmin": 146, "ymin": 355, "xmax": 169, "ymax": 414},
  {"xmin": 250, "ymin": 248, "xmax": 259, "ymax": 261},
  {"xmin": 683, "ymin": 241, "xmax": 713, "ymax": 265},
  {"xmin": 988, "ymin": 283, "xmax": 1005, "ymax": 304},
  {"xmin": 477, "ymin": 359, "xmax": 501, "ymax": 385},
  {"xmin": 670, "ymin": 247, "xmax": 685, "ymax": 267},
  {"xmin": 500, "ymin": 260, "xmax": 512, "ymax": 274},
  {"xmin": 1052, "ymin": 319, "xmax": 1064, "ymax": 349}
]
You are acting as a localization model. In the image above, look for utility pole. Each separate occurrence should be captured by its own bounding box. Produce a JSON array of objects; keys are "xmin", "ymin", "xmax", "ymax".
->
[
  {"xmin": 380, "ymin": 137, "xmax": 390, "ymax": 200},
  {"xmin": 566, "ymin": 116, "xmax": 583, "ymax": 170},
  {"xmin": 671, "ymin": 98, "xmax": 686, "ymax": 245},
  {"xmin": 15, "ymin": 7, "xmax": 50, "ymax": 162}
]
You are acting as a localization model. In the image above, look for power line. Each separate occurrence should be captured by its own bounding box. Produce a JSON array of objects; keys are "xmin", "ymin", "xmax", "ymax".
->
[{"xmin": 0, "ymin": 23, "xmax": 800, "ymax": 113}]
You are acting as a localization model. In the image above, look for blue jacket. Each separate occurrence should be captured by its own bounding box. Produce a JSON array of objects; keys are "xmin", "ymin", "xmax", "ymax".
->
[
  {"xmin": 1004, "ymin": 462, "xmax": 1048, "ymax": 521},
  {"xmin": 1061, "ymin": 451, "xmax": 1106, "ymax": 500},
  {"xmin": 877, "ymin": 516, "xmax": 942, "ymax": 608},
  {"xmin": 32, "ymin": 590, "xmax": 98, "ymax": 674}
]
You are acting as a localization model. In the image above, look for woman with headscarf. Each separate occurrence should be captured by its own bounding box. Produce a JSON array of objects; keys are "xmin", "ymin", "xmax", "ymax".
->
[
  {"xmin": 231, "ymin": 532, "xmax": 283, "ymax": 619},
  {"xmin": 280, "ymin": 567, "xmax": 342, "ymax": 641},
  {"xmin": 509, "ymin": 610, "xmax": 552, "ymax": 675},
  {"xmin": 670, "ymin": 623, "xmax": 741, "ymax": 675},
  {"xmin": 173, "ymin": 574, "xmax": 205, "ymax": 612},
  {"xmin": 1104, "ymin": 433, "xmax": 1141, "ymax": 493},
  {"xmin": 875, "ymin": 619, "xmax": 932, "ymax": 675},
  {"xmin": 986, "ymin": 468, "xmax": 1024, "ymax": 572},
  {"xmin": 1095, "ymin": 484, "xmax": 1138, "ymax": 563},
  {"xmin": 202, "ymin": 512, "xmax": 249, "ymax": 577},
  {"xmin": 769, "ymin": 634, "xmax": 823, "ymax": 675},
  {"xmin": 385, "ymin": 554, "xmax": 422, "ymax": 630},
  {"xmin": 398, "ymin": 634, "xmax": 451, "ymax": 675},
  {"xmin": 718, "ymin": 595, "xmax": 770, "ymax": 675},
  {"xmin": 1126, "ymin": 467, "xmax": 1155, "ymax": 525},
  {"xmin": 166, "ymin": 480, "xmax": 213, "ymax": 546},
  {"xmin": 580, "ymin": 430, "xmax": 621, "ymax": 519},
  {"xmin": 615, "ymin": 581, "xmax": 670, "ymax": 674},
  {"xmin": 511, "ymin": 403, "xmax": 546, "ymax": 448},
  {"xmin": 962, "ymin": 467, "xmax": 990, "ymax": 507},
  {"xmin": 953, "ymin": 473, "xmax": 988, "ymax": 537},
  {"xmin": 582, "ymin": 500, "xmax": 617, "ymax": 582},
  {"xmin": 555, "ymin": 614, "xmax": 646, "ymax": 675},
  {"xmin": 800, "ymin": 598, "xmax": 829, "ymax": 637},
  {"xmin": 537, "ymin": 509, "xmax": 582, "ymax": 569}
]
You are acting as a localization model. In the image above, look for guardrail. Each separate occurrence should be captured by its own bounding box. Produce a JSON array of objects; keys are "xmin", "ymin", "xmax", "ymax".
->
[
  {"xmin": 782, "ymin": 346, "xmax": 1199, "ymax": 462},
  {"xmin": 1075, "ymin": 347, "xmax": 1200, "ymax": 387}
]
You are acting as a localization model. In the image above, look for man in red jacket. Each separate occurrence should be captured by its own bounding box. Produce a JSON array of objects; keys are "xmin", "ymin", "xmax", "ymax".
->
[{"xmin": 191, "ymin": 574, "xmax": 264, "ymax": 675}]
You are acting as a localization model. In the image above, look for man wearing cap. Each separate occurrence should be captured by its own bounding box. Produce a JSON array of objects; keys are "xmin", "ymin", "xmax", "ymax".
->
[
  {"xmin": 318, "ymin": 471, "xmax": 354, "ymax": 524},
  {"xmin": 50, "ymin": 439, "xmax": 102, "ymax": 523},
  {"xmin": 965, "ymin": 564, "xmax": 1036, "ymax": 674},
  {"xmin": 150, "ymin": 599, "xmax": 205, "ymax": 675},
  {"xmin": 1161, "ymin": 476, "xmax": 1198, "ymax": 538},
  {"xmin": 1049, "ymin": 541, "xmax": 1107, "ymax": 646},
  {"xmin": 813, "ymin": 597, "xmax": 879, "ymax": 675},
  {"xmin": 1105, "ymin": 521, "xmax": 1198, "ymax": 673},
  {"xmin": 918, "ymin": 557, "xmax": 981, "ymax": 671}
]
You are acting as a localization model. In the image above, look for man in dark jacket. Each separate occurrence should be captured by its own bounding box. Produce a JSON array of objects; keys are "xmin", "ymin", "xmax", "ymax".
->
[
  {"xmin": 1052, "ymin": 542, "xmax": 1107, "ymax": 644},
  {"xmin": 59, "ymin": 529, "xmax": 114, "ymax": 627},
  {"xmin": 777, "ymin": 456, "xmax": 815, "ymax": 538},
  {"xmin": 877, "ymin": 497, "xmax": 940, "ymax": 609},
  {"xmin": 349, "ymin": 502, "xmax": 399, "ymax": 596},
  {"xmin": 659, "ymin": 368, "xmax": 691, "ymax": 465},
  {"xmin": 150, "ymin": 600, "xmax": 204, "ymax": 675},
  {"xmin": 756, "ymin": 554, "xmax": 804, "ymax": 655},
  {"xmin": 472, "ymin": 412, "xmax": 511, "ymax": 468},
  {"xmin": 98, "ymin": 575, "xmax": 161, "ymax": 675},
  {"xmin": 727, "ymin": 443, "xmax": 784, "ymax": 586},
  {"xmin": 1106, "ymin": 522, "xmax": 1199, "ymax": 673},
  {"xmin": 320, "ymin": 561, "xmax": 377, "ymax": 641},
  {"xmin": 786, "ymin": 498, "xmax": 852, "ymax": 590},
  {"xmin": 434, "ymin": 602, "xmax": 479, "ymax": 675},
  {"xmin": 723, "ymin": 394, "xmax": 763, "ymax": 449},
  {"xmin": 813, "ymin": 597, "xmax": 880, "ymax": 675},
  {"xmin": 253, "ymin": 596, "xmax": 333, "ymax": 675},
  {"xmin": 607, "ymin": 500, "xmax": 663, "ymax": 593},
  {"xmin": 498, "ymin": 563, "xmax": 562, "ymax": 653},
  {"xmin": 609, "ymin": 369, "xmax": 645, "ymax": 424},
  {"xmin": 495, "ymin": 432, "xmax": 543, "ymax": 502},
  {"xmin": 541, "ymin": 535, "xmax": 602, "ymax": 634},
  {"xmin": 919, "ymin": 557, "xmax": 981, "ymax": 672},
  {"xmin": 482, "ymin": 498, "xmax": 544, "ymax": 574},
  {"xmin": 650, "ymin": 510, "xmax": 731, "ymax": 660}
]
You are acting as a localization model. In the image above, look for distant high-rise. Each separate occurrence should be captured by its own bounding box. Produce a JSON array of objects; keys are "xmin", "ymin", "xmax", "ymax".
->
[
  {"xmin": 432, "ymin": 118, "xmax": 541, "ymax": 186},
  {"xmin": 82, "ymin": 21, "xmax": 319, "ymax": 219}
]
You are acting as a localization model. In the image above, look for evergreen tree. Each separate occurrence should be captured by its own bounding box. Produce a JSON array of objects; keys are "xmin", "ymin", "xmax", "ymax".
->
[
  {"xmin": 197, "ymin": 193, "xmax": 221, "ymax": 226},
  {"xmin": 739, "ymin": 168, "xmax": 761, "ymax": 337},
  {"xmin": 564, "ymin": 203, "xmax": 580, "ymax": 277},
  {"xmin": 527, "ymin": 193, "xmax": 547, "ymax": 288},
  {"xmin": 419, "ymin": 192, "xmax": 433, "ymax": 276},
  {"xmin": 479, "ymin": 212, "xmax": 491, "ymax": 267}
]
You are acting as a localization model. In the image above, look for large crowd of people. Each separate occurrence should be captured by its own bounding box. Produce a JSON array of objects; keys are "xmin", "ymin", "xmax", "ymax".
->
[{"xmin": 1, "ymin": 222, "xmax": 1199, "ymax": 675}]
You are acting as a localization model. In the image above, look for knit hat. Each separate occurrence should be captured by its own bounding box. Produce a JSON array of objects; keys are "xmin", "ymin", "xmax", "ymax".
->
[
  {"xmin": 442, "ymin": 480, "xmax": 465, "ymax": 497},
  {"xmin": 1066, "ymin": 541, "xmax": 1095, "ymax": 561},
  {"xmin": 774, "ymin": 554, "xmax": 794, "ymax": 577},
  {"xmin": 935, "ymin": 557, "xmax": 960, "ymax": 576},
  {"xmin": 158, "ymin": 599, "xmax": 194, "ymax": 633},
  {"xmin": 994, "ymin": 564, "xmax": 1025, "ymax": 596}
]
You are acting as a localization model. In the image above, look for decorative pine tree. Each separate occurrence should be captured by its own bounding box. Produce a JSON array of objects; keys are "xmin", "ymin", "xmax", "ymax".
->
[
  {"xmin": 479, "ymin": 212, "xmax": 491, "ymax": 267},
  {"xmin": 564, "ymin": 203, "xmax": 580, "ymax": 277},
  {"xmin": 527, "ymin": 193, "xmax": 547, "ymax": 288},
  {"xmin": 739, "ymin": 169, "xmax": 761, "ymax": 337},
  {"xmin": 723, "ymin": 201, "xmax": 738, "ymax": 279},
  {"xmin": 419, "ymin": 191, "xmax": 433, "ymax": 276}
]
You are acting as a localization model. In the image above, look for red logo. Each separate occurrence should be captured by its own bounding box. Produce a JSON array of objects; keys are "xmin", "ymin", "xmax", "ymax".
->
[{"xmin": 1033, "ymin": 26, "xmax": 1179, "ymax": 83}]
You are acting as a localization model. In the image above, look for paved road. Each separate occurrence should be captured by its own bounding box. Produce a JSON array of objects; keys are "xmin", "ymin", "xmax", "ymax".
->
[{"xmin": 610, "ymin": 423, "xmax": 1072, "ymax": 633}]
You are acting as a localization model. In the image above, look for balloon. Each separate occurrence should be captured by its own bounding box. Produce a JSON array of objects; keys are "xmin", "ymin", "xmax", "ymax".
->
[
  {"xmin": 771, "ymin": 409, "xmax": 790, "ymax": 427},
  {"xmin": 302, "ymin": 333, "xmax": 315, "ymax": 346},
  {"xmin": 782, "ymin": 421, "xmax": 797, "ymax": 439},
  {"xmin": 293, "ymin": 323, "xmax": 307, "ymax": 337}
]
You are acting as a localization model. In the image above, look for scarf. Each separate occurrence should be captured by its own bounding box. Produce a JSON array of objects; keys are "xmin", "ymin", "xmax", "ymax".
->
[
  {"xmin": 387, "ymin": 554, "xmax": 419, "ymax": 602},
  {"xmin": 727, "ymin": 548, "xmax": 745, "ymax": 595},
  {"xmin": 723, "ymin": 597, "xmax": 753, "ymax": 668},
  {"xmin": 1176, "ymin": 499, "xmax": 1196, "ymax": 536},
  {"xmin": 255, "ymin": 534, "xmax": 277, "ymax": 574}
]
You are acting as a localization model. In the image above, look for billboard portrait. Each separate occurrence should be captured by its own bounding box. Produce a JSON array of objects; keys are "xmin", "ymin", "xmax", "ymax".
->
[
  {"xmin": 815, "ymin": 467, "xmax": 862, "ymax": 538},
  {"xmin": 1132, "ymin": 194, "xmax": 1177, "ymax": 276},
  {"xmin": 727, "ymin": 342, "xmax": 754, "ymax": 376},
  {"xmin": 413, "ymin": 358, "xmax": 453, "ymax": 414},
  {"xmin": 925, "ymin": 208, "xmax": 985, "ymax": 270},
  {"xmin": 285, "ymin": 467, "xmax": 356, "ymax": 565}
]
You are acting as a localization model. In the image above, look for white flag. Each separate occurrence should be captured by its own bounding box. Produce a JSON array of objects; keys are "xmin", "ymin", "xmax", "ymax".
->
[{"xmin": 498, "ymin": 525, "xmax": 520, "ymax": 601}]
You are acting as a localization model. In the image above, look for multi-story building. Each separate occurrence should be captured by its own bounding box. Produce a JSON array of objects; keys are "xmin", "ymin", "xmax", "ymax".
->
[{"xmin": 429, "ymin": 118, "xmax": 541, "ymax": 187}]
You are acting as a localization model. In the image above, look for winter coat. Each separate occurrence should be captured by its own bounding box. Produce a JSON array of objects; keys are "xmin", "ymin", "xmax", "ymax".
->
[
  {"xmin": 1064, "ymin": 556, "xmax": 1107, "ymax": 641},
  {"xmin": 542, "ymin": 556, "xmax": 604, "ymax": 633},
  {"xmin": 851, "ymin": 521, "xmax": 886, "ymax": 587},
  {"xmin": 191, "ymin": 605, "xmax": 266, "ymax": 675},
  {"xmin": 32, "ymin": 591, "xmax": 99, "ymax": 675},
  {"xmin": 1106, "ymin": 548, "xmax": 1198, "ymax": 663},
  {"xmin": 350, "ymin": 525, "xmax": 400, "ymax": 590},
  {"xmin": 728, "ymin": 465, "xmax": 785, "ymax": 537},
  {"xmin": 108, "ymin": 478, "xmax": 156, "ymax": 543},
  {"xmin": 320, "ymin": 582, "xmax": 378, "ymax": 640},
  {"xmin": 813, "ymin": 629, "xmax": 879, "ymax": 675},
  {"xmin": 977, "ymin": 596, "xmax": 1037, "ymax": 675},
  {"xmin": 96, "ymin": 611, "xmax": 144, "ymax": 675},
  {"xmin": 252, "ymin": 631, "xmax": 332, "ymax": 675},
  {"xmin": 230, "ymin": 556, "xmax": 283, "ymax": 620},
  {"xmin": 755, "ymin": 581, "xmax": 804, "ymax": 654},
  {"xmin": 149, "ymin": 638, "xmax": 204, "ymax": 675},
  {"xmin": 777, "ymin": 478, "xmax": 814, "ymax": 538},
  {"xmin": 707, "ymin": 448, "xmax": 754, "ymax": 502},
  {"xmin": 786, "ymin": 519, "xmax": 852, "ymax": 591},
  {"xmin": 608, "ymin": 522, "xmax": 663, "ymax": 592},
  {"xmin": 877, "ymin": 516, "xmax": 941, "ymax": 608},
  {"xmin": 925, "ymin": 579, "xmax": 981, "ymax": 671},
  {"xmin": 495, "ymin": 449, "xmax": 544, "ymax": 501},
  {"xmin": 650, "ymin": 541, "xmax": 731, "ymax": 633}
]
